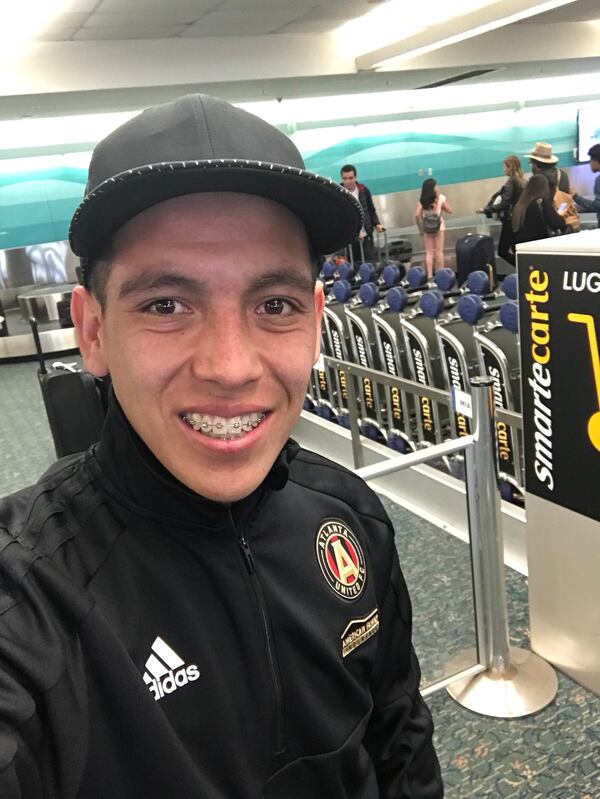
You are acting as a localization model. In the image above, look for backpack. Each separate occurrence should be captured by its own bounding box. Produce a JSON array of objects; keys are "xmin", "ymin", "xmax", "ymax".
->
[
  {"xmin": 554, "ymin": 188, "xmax": 580, "ymax": 231},
  {"xmin": 422, "ymin": 196, "xmax": 442, "ymax": 234},
  {"xmin": 422, "ymin": 210, "xmax": 441, "ymax": 233}
]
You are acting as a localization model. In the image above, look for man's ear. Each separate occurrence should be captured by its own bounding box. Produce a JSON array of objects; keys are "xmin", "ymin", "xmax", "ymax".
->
[
  {"xmin": 70, "ymin": 286, "xmax": 109, "ymax": 377},
  {"xmin": 313, "ymin": 280, "xmax": 325, "ymax": 365}
]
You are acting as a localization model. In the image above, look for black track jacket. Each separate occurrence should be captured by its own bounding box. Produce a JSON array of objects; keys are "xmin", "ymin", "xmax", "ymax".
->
[{"xmin": 0, "ymin": 400, "xmax": 443, "ymax": 798}]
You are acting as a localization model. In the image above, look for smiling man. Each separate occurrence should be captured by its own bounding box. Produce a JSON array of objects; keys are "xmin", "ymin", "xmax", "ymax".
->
[
  {"xmin": 76, "ymin": 192, "xmax": 321, "ymax": 504},
  {"xmin": 0, "ymin": 95, "xmax": 442, "ymax": 798}
]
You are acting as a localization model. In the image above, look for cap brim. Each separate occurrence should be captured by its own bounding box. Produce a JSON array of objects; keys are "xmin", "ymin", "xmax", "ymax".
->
[{"xmin": 69, "ymin": 159, "xmax": 363, "ymax": 259}]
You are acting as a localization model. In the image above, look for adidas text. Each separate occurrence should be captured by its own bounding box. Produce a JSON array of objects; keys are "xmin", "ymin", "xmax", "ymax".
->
[{"xmin": 147, "ymin": 665, "xmax": 200, "ymax": 702}]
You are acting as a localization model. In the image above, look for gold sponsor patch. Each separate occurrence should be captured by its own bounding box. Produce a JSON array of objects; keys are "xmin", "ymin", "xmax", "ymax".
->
[{"xmin": 341, "ymin": 609, "xmax": 380, "ymax": 658}]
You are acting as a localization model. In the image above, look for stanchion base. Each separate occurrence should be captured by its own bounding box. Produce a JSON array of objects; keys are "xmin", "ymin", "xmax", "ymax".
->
[{"xmin": 445, "ymin": 647, "xmax": 558, "ymax": 718}]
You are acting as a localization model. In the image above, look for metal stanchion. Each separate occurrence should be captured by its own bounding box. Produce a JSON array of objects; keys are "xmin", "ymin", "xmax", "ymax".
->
[
  {"xmin": 346, "ymin": 244, "xmax": 354, "ymax": 271},
  {"xmin": 345, "ymin": 368, "xmax": 364, "ymax": 469},
  {"xmin": 358, "ymin": 237, "xmax": 365, "ymax": 264},
  {"xmin": 446, "ymin": 377, "xmax": 558, "ymax": 718},
  {"xmin": 346, "ymin": 239, "xmax": 366, "ymax": 269},
  {"xmin": 375, "ymin": 229, "xmax": 388, "ymax": 265}
]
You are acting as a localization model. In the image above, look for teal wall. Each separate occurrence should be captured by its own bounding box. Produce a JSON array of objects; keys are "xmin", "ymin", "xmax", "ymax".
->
[
  {"xmin": 0, "ymin": 104, "xmax": 579, "ymax": 251},
  {"xmin": 0, "ymin": 166, "xmax": 87, "ymax": 251},
  {"xmin": 299, "ymin": 112, "xmax": 577, "ymax": 194}
]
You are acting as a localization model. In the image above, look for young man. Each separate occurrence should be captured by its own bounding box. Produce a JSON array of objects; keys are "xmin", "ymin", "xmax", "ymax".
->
[
  {"xmin": 571, "ymin": 142, "xmax": 600, "ymax": 227},
  {"xmin": 340, "ymin": 164, "xmax": 384, "ymax": 263},
  {"xmin": 0, "ymin": 95, "xmax": 442, "ymax": 798}
]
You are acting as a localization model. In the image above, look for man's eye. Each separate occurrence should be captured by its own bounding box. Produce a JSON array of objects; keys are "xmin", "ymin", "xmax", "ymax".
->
[
  {"xmin": 143, "ymin": 298, "xmax": 189, "ymax": 315},
  {"xmin": 259, "ymin": 298, "xmax": 294, "ymax": 316}
]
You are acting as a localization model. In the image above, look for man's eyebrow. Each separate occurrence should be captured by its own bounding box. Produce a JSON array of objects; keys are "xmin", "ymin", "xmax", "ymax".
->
[
  {"xmin": 118, "ymin": 271, "xmax": 207, "ymax": 300},
  {"xmin": 245, "ymin": 270, "xmax": 315, "ymax": 295}
]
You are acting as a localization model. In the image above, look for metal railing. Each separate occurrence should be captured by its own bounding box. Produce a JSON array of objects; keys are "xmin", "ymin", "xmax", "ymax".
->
[
  {"xmin": 316, "ymin": 353, "xmax": 524, "ymax": 488},
  {"xmin": 315, "ymin": 355, "xmax": 557, "ymax": 718}
]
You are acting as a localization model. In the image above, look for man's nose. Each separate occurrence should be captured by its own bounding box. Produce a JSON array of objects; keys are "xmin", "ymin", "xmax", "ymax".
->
[{"xmin": 191, "ymin": 314, "xmax": 264, "ymax": 388}]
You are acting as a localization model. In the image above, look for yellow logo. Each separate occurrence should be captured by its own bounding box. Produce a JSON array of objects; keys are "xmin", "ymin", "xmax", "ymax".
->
[{"xmin": 568, "ymin": 312, "xmax": 600, "ymax": 452}]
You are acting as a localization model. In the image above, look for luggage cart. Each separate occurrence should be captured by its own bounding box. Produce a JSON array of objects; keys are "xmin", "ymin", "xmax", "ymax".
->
[
  {"xmin": 472, "ymin": 301, "xmax": 524, "ymax": 498},
  {"xmin": 428, "ymin": 272, "xmax": 523, "ymax": 497},
  {"xmin": 370, "ymin": 287, "xmax": 418, "ymax": 452},
  {"xmin": 319, "ymin": 276, "xmax": 372, "ymax": 428},
  {"xmin": 344, "ymin": 297, "xmax": 389, "ymax": 444},
  {"xmin": 322, "ymin": 303, "xmax": 353, "ymax": 428},
  {"xmin": 399, "ymin": 303, "xmax": 450, "ymax": 450},
  {"xmin": 395, "ymin": 269, "xmax": 464, "ymax": 449},
  {"xmin": 417, "ymin": 270, "xmax": 506, "ymax": 440},
  {"xmin": 427, "ymin": 294, "xmax": 478, "ymax": 440},
  {"xmin": 310, "ymin": 326, "xmax": 340, "ymax": 422}
]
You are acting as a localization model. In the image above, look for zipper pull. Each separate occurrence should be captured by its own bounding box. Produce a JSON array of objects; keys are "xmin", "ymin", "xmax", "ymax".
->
[{"xmin": 239, "ymin": 536, "xmax": 256, "ymax": 575}]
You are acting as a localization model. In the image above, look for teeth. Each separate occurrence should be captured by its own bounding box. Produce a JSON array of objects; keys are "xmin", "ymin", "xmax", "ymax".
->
[{"xmin": 182, "ymin": 411, "xmax": 266, "ymax": 439}]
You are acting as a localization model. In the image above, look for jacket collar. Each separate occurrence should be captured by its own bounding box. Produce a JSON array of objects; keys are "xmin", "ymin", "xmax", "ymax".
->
[{"xmin": 91, "ymin": 392, "xmax": 298, "ymax": 530}]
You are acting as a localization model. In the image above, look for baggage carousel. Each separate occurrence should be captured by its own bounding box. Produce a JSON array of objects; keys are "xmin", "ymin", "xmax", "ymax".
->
[{"xmin": 0, "ymin": 284, "xmax": 78, "ymax": 361}]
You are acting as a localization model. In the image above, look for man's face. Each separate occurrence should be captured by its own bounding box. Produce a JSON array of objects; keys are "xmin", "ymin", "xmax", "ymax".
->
[
  {"xmin": 590, "ymin": 158, "xmax": 600, "ymax": 173},
  {"xmin": 73, "ymin": 193, "xmax": 324, "ymax": 503},
  {"xmin": 341, "ymin": 171, "xmax": 357, "ymax": 191}
]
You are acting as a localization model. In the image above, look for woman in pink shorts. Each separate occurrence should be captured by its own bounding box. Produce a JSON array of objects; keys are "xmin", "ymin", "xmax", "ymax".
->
[{"xmin": 415, "ymin": 178, "xmax": 453, "ymax": 279}]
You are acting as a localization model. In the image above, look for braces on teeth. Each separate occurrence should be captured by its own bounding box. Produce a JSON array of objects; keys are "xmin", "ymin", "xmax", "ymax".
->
[{"xmin": 182, "ymin": 411, "xmax": 266, "ymax": 439}]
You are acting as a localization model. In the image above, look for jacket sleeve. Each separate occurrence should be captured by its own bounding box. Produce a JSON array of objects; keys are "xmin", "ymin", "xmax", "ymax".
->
[
  {"xmin": 497, "ymin": 178, "xmax": 519, "ymax": 213},
  {"xmin": 483, "ymin": 189, "xmax": 501, "ymax": 217},
  {"xmin": 574, "ymin": 175, "xmax": 600, "ymax": 212},
  {"xmin": 0, "ymin": 671, "xmax": 43, "ymax": 798},
  {"xmin": 365, "ymin": 186, "xmax": 381, "ymax": 227},
  {"xmin": 0, "ymin": 730, "xmax": 43, "ymax": 798},
  {"xmin": 364, "ymin": 548, "xmax": 443, "ymax": 798}
]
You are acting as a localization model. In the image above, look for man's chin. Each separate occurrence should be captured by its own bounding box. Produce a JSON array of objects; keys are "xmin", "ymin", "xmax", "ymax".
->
[
  {"xmin": 196, "ymin": 486, "xmax": 260, "ymax": 504},
  {"xmin": 160, "ymin": 432, "xmax": 287, "ymax": 503},
  {"xmin": 183, "ymin": 471, "xmax": 268, "ymax": 504}
]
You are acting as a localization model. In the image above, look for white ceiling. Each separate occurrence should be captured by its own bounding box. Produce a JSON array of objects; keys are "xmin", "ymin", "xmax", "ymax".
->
[
  {"xmin": 34, "ymin": 0, "xmax": 600, "ymax": 42},
  {"xmin": 0, "ymin": 0, "xmax": 598, "ymax": 122},
  {"xmin": 38, "ymin": 0, "xmax": 379, "ymax": 40}
]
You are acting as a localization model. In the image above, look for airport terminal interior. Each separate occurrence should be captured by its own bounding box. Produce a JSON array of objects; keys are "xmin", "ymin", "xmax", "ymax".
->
[{"xmin": 1, "ymin": 0, "xmax": 599, "ymax": 797}]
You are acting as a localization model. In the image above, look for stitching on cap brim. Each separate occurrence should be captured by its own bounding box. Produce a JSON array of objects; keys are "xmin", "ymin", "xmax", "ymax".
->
[{"xmin": 69, "ymin": 159, "xmax": 364, "ymax": 257}]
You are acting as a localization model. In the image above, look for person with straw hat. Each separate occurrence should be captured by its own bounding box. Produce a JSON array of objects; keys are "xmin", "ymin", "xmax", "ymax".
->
[{"xmin": 526, "ymin": 141, "xmax": 570, "ymax": 193}]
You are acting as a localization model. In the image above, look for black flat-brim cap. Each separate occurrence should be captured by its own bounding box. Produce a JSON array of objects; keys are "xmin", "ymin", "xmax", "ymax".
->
[{"xmin": 69, "ymin": 93, "xmax": 363, "ymax": 267}]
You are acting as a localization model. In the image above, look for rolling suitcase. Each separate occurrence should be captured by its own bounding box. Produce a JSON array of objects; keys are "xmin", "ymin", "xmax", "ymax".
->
[
  {"xmin": 388, "ymin": 237, "xmax": 413, "ymax": 263},
  {"xmin": 30, "ymin": 316, "xmax": 106, "ymax": 458},
  {"xmin": 456, "ymin": 233, "xmax": 496, "ymax": 287}
]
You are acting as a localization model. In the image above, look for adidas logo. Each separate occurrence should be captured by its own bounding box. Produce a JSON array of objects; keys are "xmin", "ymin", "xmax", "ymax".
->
[{"xmin": 142, "ymin": 636, "xmax": 200, "ymax": 702}]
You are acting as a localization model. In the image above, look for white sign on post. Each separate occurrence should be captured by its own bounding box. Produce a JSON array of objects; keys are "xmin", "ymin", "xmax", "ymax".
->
[{"xmin": 452, "ymin": 387, "xmax": 473, "ymax": 419}]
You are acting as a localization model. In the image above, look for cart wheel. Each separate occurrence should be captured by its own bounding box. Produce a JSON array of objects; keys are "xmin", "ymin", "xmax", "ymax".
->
[{"xmin": 387, "ymin": 434, "xmax": 407, "ymax": 453}]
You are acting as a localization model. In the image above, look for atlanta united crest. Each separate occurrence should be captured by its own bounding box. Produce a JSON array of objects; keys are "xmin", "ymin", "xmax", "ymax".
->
[{"xmin": 315, "ymin": 519, "xmax": 366, "ymax": 601}]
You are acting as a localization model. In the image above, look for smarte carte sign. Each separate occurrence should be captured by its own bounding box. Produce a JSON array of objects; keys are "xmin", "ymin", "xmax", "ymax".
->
[{"xmin": 518, "ymin": 256, "xmax": 600, "ymax": 522}]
